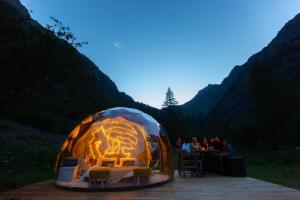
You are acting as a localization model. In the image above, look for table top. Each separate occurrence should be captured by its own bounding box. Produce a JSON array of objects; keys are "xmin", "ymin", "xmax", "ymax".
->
[{"xmin": 192, "ymin": 149, "xmax": 210, "ymax": 153}]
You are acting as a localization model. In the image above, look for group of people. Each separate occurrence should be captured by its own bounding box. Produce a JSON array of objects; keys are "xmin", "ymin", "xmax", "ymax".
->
[
  {"xmin": 176, "ymin": 136, "xmax": 232, "ymax": 156},
  {"xmin": 175, "ymin": 135, "xmax": 233, "ymax": 177}
]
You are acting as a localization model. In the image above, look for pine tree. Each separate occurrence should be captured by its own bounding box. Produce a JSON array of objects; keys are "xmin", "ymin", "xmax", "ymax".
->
[{"xmin": 162, "ymin": 87, "xmax": 179, "ymax": 108}]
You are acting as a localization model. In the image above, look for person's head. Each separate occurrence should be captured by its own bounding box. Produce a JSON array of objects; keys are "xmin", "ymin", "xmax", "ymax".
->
[
  {"xmin": 176, "ymin": 137, "xmax": 182, "ymax": 144},
  {"xmin": 215, "ymin": 136, "xmax": 223, "ymax": 143},
  {"xmin": 210, "ymin": 136, "xmax": 216, "ymax": 143},
  {"xmin": 203, "ymin": 137, "xmax": 208, "ymax": 144},
  {"xmin": 223, "ymin": 140, "xmax": 228, "ymax": 148},
  {"xmin": 184, "ymin": 137, "xmax": 190, "ymax": 144},
  {"xmin": 192, "ymin": 137, "xmax": 197, "ymax": 144},
  {"xmin": 218, "ymin": 136, "xmax": 224, "ymax": 142}
]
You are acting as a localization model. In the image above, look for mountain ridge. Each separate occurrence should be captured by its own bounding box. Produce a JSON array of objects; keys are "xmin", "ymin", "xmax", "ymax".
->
[
  {"xmin": 0, "ymin": 0, "xmax": 159, "ymax": 133},
  {"xmin": 182, "ymin": 13, "xmax": 300, "ymax": 117}
]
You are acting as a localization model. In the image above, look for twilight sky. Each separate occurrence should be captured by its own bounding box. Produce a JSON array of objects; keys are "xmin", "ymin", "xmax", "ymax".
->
[{"xmin": 21, "ymin": 0, "xmax": 300, "ymax": 108}]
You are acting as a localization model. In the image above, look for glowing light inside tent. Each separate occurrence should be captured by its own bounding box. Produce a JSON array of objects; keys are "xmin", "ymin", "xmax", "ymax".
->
[
  {"xmin": 87, "ymin": 118, "xmax": 149, "ymax": 161},
  {"xmin": 88, "ymin": 131, "xmax": 102, "ymax": 159}
]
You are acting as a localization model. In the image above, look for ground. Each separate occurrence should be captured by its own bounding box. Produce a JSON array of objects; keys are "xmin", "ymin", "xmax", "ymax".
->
[{"xmin": 1, "ymin": 173, "xmax": 300, "ymax": 200}]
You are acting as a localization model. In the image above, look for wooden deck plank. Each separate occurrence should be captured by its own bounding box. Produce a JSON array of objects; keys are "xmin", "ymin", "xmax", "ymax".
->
[{"xmin": 1, "ymin": 173, "xmax": 300, "ymax": 200}]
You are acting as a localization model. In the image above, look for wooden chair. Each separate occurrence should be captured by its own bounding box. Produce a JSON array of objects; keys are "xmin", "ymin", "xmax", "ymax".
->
[
  {"xmin": 206, "ymin": 151, "xmax": 225, "ymax": 174},
  {"xmin": 180, "ymin": 159, "xmax": 197, "ymax": 177},
  {"xmin": 178, "ymin": 149, "xmax": 197, "ymax": 177}
]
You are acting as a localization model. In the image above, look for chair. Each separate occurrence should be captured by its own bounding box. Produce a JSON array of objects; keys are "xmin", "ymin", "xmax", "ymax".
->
[
  {"xmin": 133, "ymin": 167, "xmax": 151, "ymax": 185},
  {"xmin": 180, "ymin": 159, "xmax": 197, "ymax": 177},
  {"xmin": 89, "ymin": 167, "xmax": 110, "ymax": 188},
  {"xmin": 178, "ymin": 149, "xmax": 197, "ymax": 177},
  {"xmin": 206, "ymin": 151, "xmax": 225, "ymax": 174}
]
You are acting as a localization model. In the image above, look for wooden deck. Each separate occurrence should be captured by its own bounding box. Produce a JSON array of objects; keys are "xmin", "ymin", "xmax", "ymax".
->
[{"xmin": 1, "ymin": 173, "xmax": 300, "ymax": 200}]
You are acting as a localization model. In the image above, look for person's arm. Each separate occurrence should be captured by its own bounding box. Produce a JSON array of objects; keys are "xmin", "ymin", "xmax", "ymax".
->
[
  {"xmin": 190, "ymin": 143, "xmax": 194, "ymax": 150},
  {"xmin": 182, "ymin": 144, "xmax": 186, "ymax": 152},
  {"xmin": 188, "ymin": 144, "xmax": 192, "ymax": 153},
  {"xmin": 196, "ymin": 143, "xmax": 200, "ymax": 150},
  {"xmin": 199, "ymin": 142, "xmax": 203, "ymax": 149}
]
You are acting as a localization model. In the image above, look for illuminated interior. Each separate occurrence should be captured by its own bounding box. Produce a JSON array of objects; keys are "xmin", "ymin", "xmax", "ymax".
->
[{"xmin": 55, "ymin": 107, "xmax": 174, "ymax": 190}]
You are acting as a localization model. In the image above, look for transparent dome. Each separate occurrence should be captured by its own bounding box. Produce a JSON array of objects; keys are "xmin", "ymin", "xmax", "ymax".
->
[{"xmin": 55, "ymin": 107, "xmax": 174, "ymax": 190}]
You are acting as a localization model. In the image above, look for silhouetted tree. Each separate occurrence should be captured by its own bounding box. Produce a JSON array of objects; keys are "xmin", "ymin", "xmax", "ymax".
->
[
  {"xmin": 162, "ymin": 87, "xmax": 178, "ymax": 108},
  {"xmin": 45, "ymin": 16, "xmax": 88, "ymax": 48}
]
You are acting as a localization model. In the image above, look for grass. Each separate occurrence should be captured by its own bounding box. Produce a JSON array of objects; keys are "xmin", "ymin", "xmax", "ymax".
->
[
  {"xmin": 236, "ymin": 148, "xmax": 300, "ymax": 190},
  {"xmin": 0, "ymin": 140, "xmax": 59, "ymax": 191},
  {"xmin": 0, "ymin": 119, "xmax": 64, "ymax": 191},
  {"xmin": 246, "ymin": 164, "xmax": 300, "ymax": 189}
]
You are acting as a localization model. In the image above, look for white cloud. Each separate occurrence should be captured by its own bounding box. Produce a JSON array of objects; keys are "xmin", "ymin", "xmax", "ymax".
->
[{"xmin": 112, "ymin": 41, "xmax": 123, "ymax": 48}]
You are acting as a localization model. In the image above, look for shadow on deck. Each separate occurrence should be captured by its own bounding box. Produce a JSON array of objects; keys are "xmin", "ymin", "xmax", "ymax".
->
[{"xmin": 1, "ymin": 172, "xmax": 300, "ymax": 200}]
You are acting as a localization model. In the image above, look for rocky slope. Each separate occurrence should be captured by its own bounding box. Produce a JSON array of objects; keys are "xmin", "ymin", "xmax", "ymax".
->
[
  {"xmin": 182, "ymin": 64, "xmax": 244, "ymax": 115},
  {"xmin": 182, "ymin": 13, "xmax": 300, "ymax": 145},
  {"xmin": 0, "ymin": 0, "xmax": 159, "ymax": 133}
]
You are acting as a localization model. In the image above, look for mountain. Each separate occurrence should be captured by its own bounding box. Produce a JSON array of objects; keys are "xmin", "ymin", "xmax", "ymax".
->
[
  {"xmin": 182, "ymin": 13, "xmax": 300, "ymax": 146},
  {"xmin": 181, "ymin": 64, "xmax": 244, "ymax": 115},
  {"xmin": 0, "ymin": 0, "xmax": 159, "ymax": 133}
]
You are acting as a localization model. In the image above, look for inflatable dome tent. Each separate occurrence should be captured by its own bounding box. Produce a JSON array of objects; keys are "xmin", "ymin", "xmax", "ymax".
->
[{"xmin": 55, "ymin": 107, "xmax": 174, "ymax": 190}]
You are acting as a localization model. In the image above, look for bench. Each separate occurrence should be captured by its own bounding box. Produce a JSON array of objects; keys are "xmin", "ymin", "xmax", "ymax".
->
[{"xmin": 89, "ymin": 167, "xmax": 110, "ymax": 188}]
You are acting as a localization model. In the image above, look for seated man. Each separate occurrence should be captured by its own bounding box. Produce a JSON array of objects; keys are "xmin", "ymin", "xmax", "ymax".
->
[
  {"xmin": 190, "ymin": 137, "xmax": 200, "ymax": 152},
  {"xmin": 211, "ymin": 136, "xmax": 232, "ymax": 156},
  {"xmin": 222, "ymin": 140, "xmax": 233, "ymax": 157},
  {"xmin": 175, "ymin": 137, "xmax": 182, "ymax": 149},
  {"xmin": 208, "ymin": 136, "xmax": 232, "ymax": 174},
  {"xmin": 210, "ymin": 136, "xmax": 225, "ymax": 152},
  {"xmin": 181, "ymin": 137, "xmax": 191, "ymax": 156}
]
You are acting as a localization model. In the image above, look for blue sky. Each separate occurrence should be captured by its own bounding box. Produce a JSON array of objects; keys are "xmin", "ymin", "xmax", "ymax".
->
[{"xmin": 21, "ymin": 0, "xmax": 300, "ymax": 108}]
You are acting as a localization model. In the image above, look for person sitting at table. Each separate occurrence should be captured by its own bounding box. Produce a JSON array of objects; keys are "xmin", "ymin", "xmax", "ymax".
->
[
  {"xmin": 220, "ymin": 139, "xmax": 234, "ymax": 175},
  {"xmin": 200, "ymin": 137, "xmax": 209, "ymax": 151},
  {"xmin": 181, "ymin": 137, "xmax": 191, "ymax": 156},
  {"xmin": 222, "ymin": 140, "xmax": 233, "ymax": 157},
  {"xmin": 209, "ymin": 136, "xmax": 233, "ymax": 174},
  {"xmin": 175, "ymin": 137, "xmax": 183, "ymax": 169},
  {"xmin": 175, "ymin": 137, "xmax": 182, "ymax": 149},
  {"xmin": 190, "ymin": 136, "xmax": 200, "ymax": 152},
  {"xmin": 190, "ymin": 137, "xmax": 204, "ymax": 176},
  {"xmin": 210, "ymin": 136, "xmax": 224, "ymax": 152}
]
